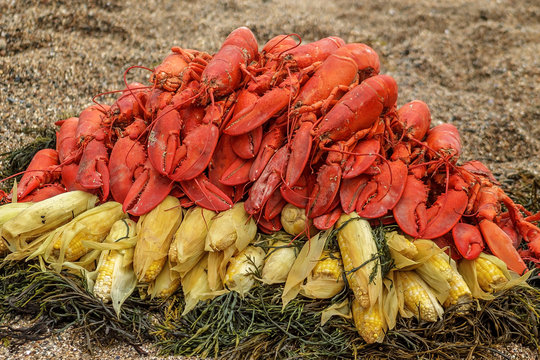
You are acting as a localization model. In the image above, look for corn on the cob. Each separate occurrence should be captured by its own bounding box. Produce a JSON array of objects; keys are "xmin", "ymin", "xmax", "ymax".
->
[
  {"xmin": 281, "ymin": 204, "xmax": 317, "ymax": 236},
  {"xmin": 474, "ymin": 256, "xmax": 508, "ymax": 292},
  {"xmin": 224, "ymin": 245, "xmax": 265, "ymax": 296},
  {"xmin": 396, "ymin": 271, "xmax": 443, "ymax": 322},
  {"xmin": 0, "ymin": 202, "xmax": 34, "ymax": 255},
  {"xmin": 169, "ymin": 207, "xmax": 216, "ymax": 277},
  {"xmin": 385, "ymin": 231, "xmax": 418, "ymax": 260},
  {"xmin": 2, "ymin": 191, "xmax": 97, "ymax": 254},
  {"xmin": 282, "ymin": 231, "xmax": 328, "ymax": 307},
  {"xmin": 134, "ymin": 196, "xmax": 183, "ymax": 283},
  {"xmin": 351, "ymin": 298, "xmax": 386, "ymax": 344},
  {"xmin": 182, "ymin": 254, "xmax": 217, "ymax": 315},
  {"xmin": 261, "ymin": 239, "xmax": 298, "ymax": 284},
  {"xmin": 51, "ymin": 202, "xmax": 127, "ymax": 262},
  {"xmin": 205, "ymin": 202, "xmax": 256, "ymax": 252},
  {"xmin": 148, "ymin": 261, "xmax": 181, "ymax": 299},
  {"xmin": 414, "ymin": 240, "xmax": 472, "ymax": 308},
  {"xmin": 92, "ymin": 219, "xmax": 138, "ymax": 315},
  {"xmin": 300, "ymin": 250, "xmax": 345, "ymax": 299},
  {"xmin": 336, "ymin": 213, "xmax": 382, "ymax": 308}
]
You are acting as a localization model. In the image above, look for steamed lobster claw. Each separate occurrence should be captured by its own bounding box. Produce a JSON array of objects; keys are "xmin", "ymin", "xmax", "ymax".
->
[
  {"xmin": 108, "ymin": 136, "xmax": 147, "ymax": 204},
  {"xmin": 76, "ymin": 138, "xmax": 110, "ymax": 201},
  {"xmin": 13, "ymin": 149, "xmax": 61, "ymax": 201},
  {"xmin": 451, "ymin": 222, "xmax": 484, "ymax": 260},
  {"xmin": 18, "ymin": 184, "xmax": 66, "ymax": 203},
  {"xmin": 180, "ymin": 173, "xmax": 233, "ymax": 212},
  {"xmin": 393, "ymin": 174, "xmax": 468, "ymax": 239},
  {"xmin": 122, "ymin": 158, "xmax": 173, "ymax": 216}
]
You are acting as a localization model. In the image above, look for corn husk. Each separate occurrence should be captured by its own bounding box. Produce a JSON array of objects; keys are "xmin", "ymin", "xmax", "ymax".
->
[
  {"xmin": 458, "ymin": 252, "xmax": 531, "ymax": 300},
  {"xmin": 394, "ymin": 270, "xmax": 444, "ymax": 322},
  {"xmin": 321, "ymin": 298, "xmax": 351, "ymax": 326},
  {"xmin": 134, "ymin": 196, "xmax": 183, "ymax": 283},
  {"xmin": 25, "ymin": 201, "xmax": 126, "ymax": 270},
  {"xmin": 169, "ymin": 207, "xmax": 216, "ymax": 277},
  {"xmin": 148, "ymin": 261, "xmax": 181, "ymax": 299},
  {"xmin": 2, "ymin": 191, "xmax": 97, "ymax": 255},
  {"xmin": 282, "ymin": 231, "xmax": 329, "ymax": 308},
  {"xmin": 281, "ymin": 203, "xmax": 317, "ymax": 236},
  {"xmin": 205, "ymin": 202, "xmax": 256, "ymax": 252},
  {"xmin": 300, "ymin": 251, "xmax": 345, "ymax": 299},
  {"xmin": 351, "ymin": 297, "xmax": 387, "ymax": 344},
  {"xmin": 182, "ymin": 254, "xmax": 219, "ymax": 315},
  {"xmin": 204, "ymin": 203, "xmax": 257, "ymax": 289},
  {"xmin": 386, "ymin": 231, "xmax": 420, "ymax": 269},
  {"xmin": 0, "ymin": 202, "xmax": 34, "ymax": 255},
  {"xmin": 336, "ymin": 213, "xmax": 382, "ymax": 308},
  {"xmin": 261, "ymin": 239, "xmax": 298, "ymax": 284},
  {"xmin": 91, "ymin": 219, "xmax": 138, "ymax": 316},
  {"xmin": 224, "ymin": 245, "xmax": 265, "ymax": 297}
]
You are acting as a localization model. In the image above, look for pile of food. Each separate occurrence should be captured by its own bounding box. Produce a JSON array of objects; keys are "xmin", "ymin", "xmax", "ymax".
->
[{"xmin": 0, "ymin": 27, "xmax": 539, "ymax": 357}]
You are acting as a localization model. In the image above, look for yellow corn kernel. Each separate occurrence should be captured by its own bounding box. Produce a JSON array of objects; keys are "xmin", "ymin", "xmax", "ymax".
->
[
  {"xmin": 475, "ymin": 256, "xmax": 507, "ymax": 292},
  {"xmin": 134, "ymin": 196, "xmax": 183, "ymax": 283},
  {"xmin": 312, "ymin": 251, "xmax": 343, "ymax": 282},
  {"xmin": 336, "ymin": 213, "xmax": 382, "ymax": 308},
  {"xmin": 351, "ymin": 298, "xmax": 386, "ymax": 344},
  {"xmin": 94, "ymin": 251, "xmax": 122, "ymax": 303},
  {"xmin": 53, "ymin": 232, "xmax": 102, "ymax": 262},
  {"xmin": 429, "ymin": 253, "xmax": 472, "ymax": 307},
  {"xmin": 0, "ymin": 239, "xmax": 9, "ymax": 256},
  {"xmin": 149, "ymin": 261, "xmax": 181, "ymax": 299},
  {"xmin": 224, "ymin": 245, "xmax": 265, "ymax": 296},
  {"xmin": 397, "ymin": 271, "xmax": 442, "ymax": 322}
]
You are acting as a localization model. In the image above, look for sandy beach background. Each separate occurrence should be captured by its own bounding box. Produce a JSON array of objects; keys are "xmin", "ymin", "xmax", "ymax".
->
[{"xmin": 0, "ymin": 0, "xmax": 539, "ymax": 358}]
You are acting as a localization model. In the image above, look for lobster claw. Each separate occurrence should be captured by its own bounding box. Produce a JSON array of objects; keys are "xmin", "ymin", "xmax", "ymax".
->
[
  {"xmin": 108, "ymin": 136, "xmax": 147, "ymax": 204},
  {"xmin": 231, "ymin": 126, "xmax": 263, "ymax": 159},
  {"xmin": 342, "ymin": 138, "xmax": 380, "ymax": 178},
  {"xmin": 123, "ymin": 159, "xmax": 173, "ymax": 216},
  {"xmin": 452, "ymin": 223, "xmax": 484, "ymax": 260},
  {"xmin": 356, "ymin": 160, "xmax": 408, "ymax": 218},
  {"xmin": 313, "ymin": 197, "xmax": 342, "ymax": 230},
  {"xmin": 244, "ymin": 146, "xmax": 289, "ymax": 215},
  {"xmin": 18, "ymin": 184, "xmax": 66, "ymax": 203},
  {"xmin": 280, "ymin": 170, "xmax": 311, "ymax": 209},
  {"xmin": 393, "ymin": 175, "xmax": 468, "ymax": 239},
  {"xmin": 15, "ymin": 149, "xmax": 60, "ymax": 201},
  {"xmin": 147, "ymin": 106, "xmax": 182, "ymax": 176},
  {"xmin": 180, "ymin": 173, "xmax": 233, "ymax": 212},
  {"xmin": 286, "ymin": 117, "xmax": 315, "ymax": 187},
  {"xmin": 479, "ymin": 219, "xmax": 527, "ymax": 275},
  {"xmin": 257, "ymin": 215, "xmax": 282, "ymax": 234},
  {"xmin": 219, "ymin": 157, "xmax": 253, "ymax": 186},
  {"xmin": 263, "ymin": 190, "xmax": 287, "ymax": 221},
  {"xmin": 76, "ymin": 139, "xmax": 110, "ymax": 200},
  {"xmin": 249, "ymin": 124, "xmax": 286, "ymax": 182},
  {"xmin": 307, "ymin": 163, "xmax": 341, "ymax": 218}
]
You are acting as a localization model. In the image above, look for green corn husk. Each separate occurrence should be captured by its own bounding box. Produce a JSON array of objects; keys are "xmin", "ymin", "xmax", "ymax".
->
[
  {"xmin": 91, "ymin": 218, "xmax": 138, "ymax": 316},
  {"xmin": 261, "ymin": 239, "xmax": 298, "ymax": 284},
  {"xmin": 134, "ymin": 196, "xmax": 183, "ymax": 283},
  {"xmin": 25, "ymin": 201, "xmax": 127, "ymax": 271},
  {"xmin": 223, "ymin": 245, "xmax": 265, "ymax": 297},
  {"xmin": 2, "ymin": 191, "xmax": 98, "ymax": 255},
  {"xmin": 169, "ymin": 207, "xmax": 216, "ymax": 278}
]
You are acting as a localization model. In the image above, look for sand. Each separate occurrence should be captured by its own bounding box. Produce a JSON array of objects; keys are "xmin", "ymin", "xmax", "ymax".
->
[{"xmin": 1, "ymin": 0, "xmax": 539, "ymax": 358}]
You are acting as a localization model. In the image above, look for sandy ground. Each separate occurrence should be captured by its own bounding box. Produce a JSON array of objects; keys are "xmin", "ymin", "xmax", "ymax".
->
[{"xmin": 1, "ymin": 0, "xmax": 539, "ymax": 359}]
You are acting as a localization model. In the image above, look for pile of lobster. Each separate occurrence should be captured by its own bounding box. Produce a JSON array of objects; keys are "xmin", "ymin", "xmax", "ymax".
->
[{"xmin": 2, "ymin": 27, "xmax": 539, "ymax": 273}]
